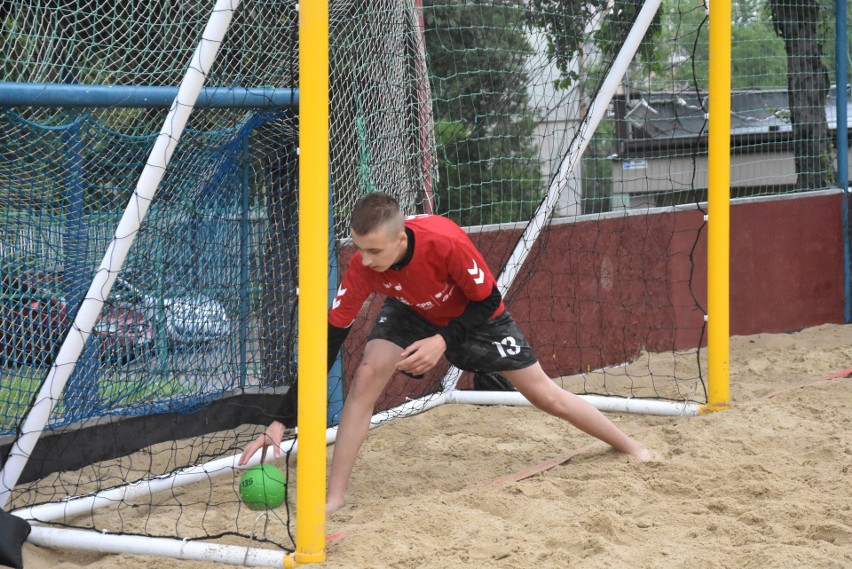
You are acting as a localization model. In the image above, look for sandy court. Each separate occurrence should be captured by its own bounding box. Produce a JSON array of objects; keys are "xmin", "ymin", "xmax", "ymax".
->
[{"xmin": 12, "ymin": 323, "xmax": 852, "ymax": 569}]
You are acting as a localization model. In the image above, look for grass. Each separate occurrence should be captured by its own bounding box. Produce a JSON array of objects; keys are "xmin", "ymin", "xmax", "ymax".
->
[{"xmin": 0, "ymin": 364, "xmax": 201, "ymax": 436}]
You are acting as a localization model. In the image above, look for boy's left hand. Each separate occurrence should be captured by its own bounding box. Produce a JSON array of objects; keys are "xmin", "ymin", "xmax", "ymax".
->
[{"xmin": 397, "ymin": 335, "xmax": 447, "ymax": 376}]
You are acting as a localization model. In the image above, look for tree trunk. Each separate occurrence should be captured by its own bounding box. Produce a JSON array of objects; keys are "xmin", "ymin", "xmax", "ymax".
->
[{"xmin": 770, "ymin": 0, "xmax": 833, "ymax": 190}]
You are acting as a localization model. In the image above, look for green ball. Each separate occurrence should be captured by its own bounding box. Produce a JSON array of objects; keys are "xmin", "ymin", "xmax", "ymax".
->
[{"xmin": 239, "ymin": 464, "xmax": 287, "ymax": 511}]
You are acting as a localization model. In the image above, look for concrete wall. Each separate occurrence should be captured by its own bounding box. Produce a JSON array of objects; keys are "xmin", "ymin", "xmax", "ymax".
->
[{"xmin": 612, "ymin": 148, "xmax": 852, "ymax": 201}]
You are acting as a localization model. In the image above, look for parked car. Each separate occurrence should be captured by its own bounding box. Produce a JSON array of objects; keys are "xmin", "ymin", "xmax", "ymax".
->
[
  {"xmin": 0, "ymin": 291, "xmax": 68, "ymax": 367},
  {"xmin": 0, "ymin": 266, "xmax": 153, "ymax": 367},
  {"xmin": 111, "ymin": 276, "xmax": 231, "ymax": 347},
  {"xmin": 90, "ymin": 300, "xmax": 155, "ymax": 365},
  {"xmin": 0, "ymin": 266, "xmax": 65, "ymax": 366}
]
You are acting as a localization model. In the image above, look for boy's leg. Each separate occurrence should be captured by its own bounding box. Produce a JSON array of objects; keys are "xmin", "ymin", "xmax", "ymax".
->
[
  {"xmin": 327, "ymin": 338, "xmax": 403, "ymax": 513},
  {"xmin": 501, "ymin": 363, "xmax": 649, "ymax": 461}
]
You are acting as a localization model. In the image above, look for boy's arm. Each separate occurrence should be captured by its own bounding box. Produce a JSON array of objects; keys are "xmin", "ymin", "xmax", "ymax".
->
[
  {"xmin": 397, "ymin": 286, "xmax": 502, "ymax": 376},
  {"xmin": 436, "ymin": 284, "xmax": 502, "ymax": 347},
  {"xmin": 273, "ymin": 253, "xmax": 370, "ymax": 424},
  {"xmin": 273, "ymin": 322, "xmax": 351, "ymax": 424}
]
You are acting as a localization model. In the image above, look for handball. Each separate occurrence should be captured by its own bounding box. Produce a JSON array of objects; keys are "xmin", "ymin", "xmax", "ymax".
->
[{"xmin": 239, "ymin": 464, "xmax": 287, "ymax": 511}]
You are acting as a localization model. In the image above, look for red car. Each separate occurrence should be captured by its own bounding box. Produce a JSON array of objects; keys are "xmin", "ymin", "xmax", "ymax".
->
[
  {"xmin": 91, "ymin": 300, "xmax": 154, "ymax": 365},
  {"xmin": 1, "ymin": 268, "xmax": 153, "ymax": 367},
  {"xmin": 0, "ymin": 292, "xmax": 68, "ymax": 367}
]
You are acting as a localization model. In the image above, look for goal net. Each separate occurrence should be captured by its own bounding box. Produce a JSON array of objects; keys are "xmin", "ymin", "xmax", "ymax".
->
[{"xmin": 0, "ymin": 0, "xmax": 733, "ymax": 562}]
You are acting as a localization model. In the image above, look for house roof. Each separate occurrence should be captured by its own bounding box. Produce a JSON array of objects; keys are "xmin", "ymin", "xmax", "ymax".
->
[{"xmin": 622, "ymin": 85, "xmax": 852, "ymax": 142}]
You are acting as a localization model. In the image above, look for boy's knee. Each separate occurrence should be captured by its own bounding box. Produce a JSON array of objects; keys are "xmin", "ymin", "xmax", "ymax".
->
[
  {"xmin": 521, "ymin": 381, "xmax": 574, "ymax": 415},
  {"xmin": 529, "ymin": 391, "xmax": 562, "ymax": 413},
  {"xmin": 349, "ymin": 360, "xmax": 393, "ymax": 398},
  {"xmin": 355, "ymin": 358, "xmax": 387, "ymax": 379}
]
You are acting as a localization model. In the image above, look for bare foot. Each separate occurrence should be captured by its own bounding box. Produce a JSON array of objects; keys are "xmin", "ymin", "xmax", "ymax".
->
[{"xmin": 326, "ymin": 497, "xmax": 345, "ymax": 515}]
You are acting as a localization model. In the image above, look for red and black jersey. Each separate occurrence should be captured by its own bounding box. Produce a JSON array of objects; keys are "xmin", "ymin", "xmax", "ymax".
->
[
  {"xmin": 329, "ymin": 214, "xmax": 505, "ymax": 328},
  {"xmin": 275, "ymin": 215, "xmax": 505, "ymax": 425}
]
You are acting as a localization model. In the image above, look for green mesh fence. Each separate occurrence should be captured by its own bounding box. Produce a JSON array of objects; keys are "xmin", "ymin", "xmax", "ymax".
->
[
  {"xmin": 606, "ymin": 0, "xmax": 848, "ymax": 207},
  {"xmin": 0, "ymin": 0, "xmax": 846, "ymax": 557}
]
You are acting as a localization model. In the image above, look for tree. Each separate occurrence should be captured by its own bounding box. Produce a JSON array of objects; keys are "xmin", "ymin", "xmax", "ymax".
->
[
  {"xmin": 769, "ymin": 0, "xmax": 833, "ymax": 190},
  {"xmin": 528, "ymin": 0, "xmax": 661, "ymax": 90},
  {"xmin": 657, "ymin": 0, "xmax": 788, "ymax": 90},
  {"xmin": 660, "ymin": 0, "xmax": 833, "ymax": 190},
  {"xmin": 422, "ymin": 0, "xmax": 542, "ymax": 226},
  {"xmin": 531, "ymin": 0, "xmax": 837, "ymax": 193}
]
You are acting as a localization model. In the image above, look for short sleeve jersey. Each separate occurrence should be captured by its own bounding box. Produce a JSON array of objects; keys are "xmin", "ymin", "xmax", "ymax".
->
[{"xmin": 329, "ymin": 215, "xmax": 505, "ymax": 328}]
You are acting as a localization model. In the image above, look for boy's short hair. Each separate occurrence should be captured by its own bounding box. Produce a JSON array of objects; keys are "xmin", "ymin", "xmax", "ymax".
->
[{"xmin": 350, "ymin": 192, "xmax": 404, "ymax": 235}]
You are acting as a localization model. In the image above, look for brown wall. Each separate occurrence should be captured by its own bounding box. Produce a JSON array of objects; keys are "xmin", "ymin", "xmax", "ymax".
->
[
  {"xmin": 339, "ymin": 191, "xmax": 846, "ymax": 399},
  {"xmin": 726, "ymin": 193, "xmax": 845, "ymax": 334}
]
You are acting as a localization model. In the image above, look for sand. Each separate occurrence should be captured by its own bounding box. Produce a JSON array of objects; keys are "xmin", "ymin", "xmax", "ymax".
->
[{"xmin": 13, "ymin": 323, "xmax": 852, "ymax": 569}]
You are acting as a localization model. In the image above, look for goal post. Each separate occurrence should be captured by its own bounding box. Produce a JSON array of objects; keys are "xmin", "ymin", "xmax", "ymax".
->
[
  {"xmin": 292, "ymin": 0, "xmax": 329, "ymax": 565},
  {"xmin": 705, "ymin": 0, "xmax": 732, "ymax": 414},
  {"xmin": 0, "ymin": 0, "xmax": 305, "ymax": 564},
  {"xmin": 495, "ymin": 0, "xmax": 665, "ymax": 297},
  {"xmin": 429, "ymin": 0, "xmax": 707, "ymax": 418}
]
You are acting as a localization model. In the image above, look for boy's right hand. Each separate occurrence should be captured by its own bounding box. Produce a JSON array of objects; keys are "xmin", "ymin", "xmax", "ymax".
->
[{"xmin": 238, "ymin": 420, "xmax": 286, "ymax": 466}]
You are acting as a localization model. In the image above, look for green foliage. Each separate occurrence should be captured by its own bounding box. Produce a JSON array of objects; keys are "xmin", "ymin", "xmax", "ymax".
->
[
  {"xmin": 655, "ymin": 0, "xmax": 787, "ymax": 90},
  {"xmin": 529, "ymin": 0, "xmax": 662, "ymax": 90},
  {"xmin": 581, "ymin": 123, "xmax": 614, "ymax": 214},
  {"xmin": 0, "ymin": 372, "xmax": 42, "ymax": 432},
  {"xmin": 530, "ymin": 0, "xmax": 834, "ymax": 92},
  {"xmin": 804, "ymin": 0, "xmax": 852, "ymax": 82},
  {"xmin": 730, "ymin": 23, "xmax": 789, "ymax": 88},
  {"xmin": 423, "ymin": 0, "xmax": 542, "ymax": 226}
]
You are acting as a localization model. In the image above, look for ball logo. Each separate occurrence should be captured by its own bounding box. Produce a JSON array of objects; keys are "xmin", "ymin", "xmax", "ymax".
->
[{"xmin": 239, "ymin": 464, "xmax": 286, "ymax": 510}]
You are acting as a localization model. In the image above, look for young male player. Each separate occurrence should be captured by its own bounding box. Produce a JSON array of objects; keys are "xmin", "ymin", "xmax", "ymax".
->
[{"xmin": 239, "ymin": 192, "xmax": 649, "ymax": 514}]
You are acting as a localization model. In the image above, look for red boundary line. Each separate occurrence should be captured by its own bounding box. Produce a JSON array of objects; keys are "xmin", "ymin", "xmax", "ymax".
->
[
  {"xmin": 472, "ymin": 427, "xmax": 652, "ymax": 492},
  {"xmin": 326, "ymin": 529, "xmax": 349, "ymax": 543},
  {"xmin": 763, "ymin": 367, "xmax": 852, "ymax": 399},
  {"xmin": 327, "ymin": 367, "xmax": 852, "ymax": 539},
  {"xmin": 472, "ymin": 367, "xmax": 852, "ymax": 492}
]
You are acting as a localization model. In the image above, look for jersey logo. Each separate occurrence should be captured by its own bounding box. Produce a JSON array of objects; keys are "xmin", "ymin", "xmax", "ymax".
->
[
  {"xmin": 467, "ymin": 260, "xmax": 485, "ymax": 285},
  {"xmin": 433, "ymin": 283, "xmax": 455, "ymax": 302},
  {"xmin": 332, "ymin": 286, "xmax": 347, "ymax": 309}
]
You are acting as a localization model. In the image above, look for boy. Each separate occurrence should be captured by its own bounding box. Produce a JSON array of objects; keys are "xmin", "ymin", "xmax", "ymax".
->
[{"xmin": 239, "ymin": 192, "xmax": 649, "ymax": 514}]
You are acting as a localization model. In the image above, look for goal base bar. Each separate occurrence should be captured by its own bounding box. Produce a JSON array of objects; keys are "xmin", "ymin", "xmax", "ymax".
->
[
  {"xmin": 25, "ymin": 525, "xmax": 286, "ymax": 568},
  {"xmin": 450, "ymin": 390, "xmax": 700, "ymax": 416}
]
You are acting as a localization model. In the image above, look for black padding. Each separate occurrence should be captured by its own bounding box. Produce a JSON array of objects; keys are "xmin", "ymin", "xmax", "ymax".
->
[{"xmin": 0, "ymin": 509, "xmax": 31, "ymax": 569}]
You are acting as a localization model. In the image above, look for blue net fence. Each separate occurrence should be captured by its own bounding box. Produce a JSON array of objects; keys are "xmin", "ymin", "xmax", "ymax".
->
[{"xmin": 1, "ymin": 109, "xmax": 299, "ymax": 435}]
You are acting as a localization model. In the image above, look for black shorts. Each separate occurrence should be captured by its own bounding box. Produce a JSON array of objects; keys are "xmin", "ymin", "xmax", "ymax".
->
[{"xmin": 367, "ymin": 297, "xmax": 538, "ymax": 373}]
